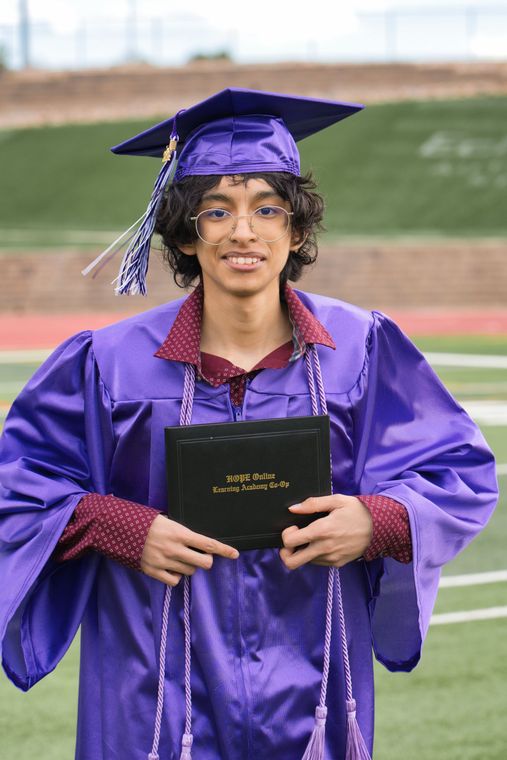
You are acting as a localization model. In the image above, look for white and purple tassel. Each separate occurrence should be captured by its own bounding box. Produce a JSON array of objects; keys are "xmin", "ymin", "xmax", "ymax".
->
[
  {"xmin": 82, "ymin": 130, "xmax": 179, "ymax": 296},
  {"xmin": 114, "ymin": 135, "xmax": 178, "ymax": 295}
]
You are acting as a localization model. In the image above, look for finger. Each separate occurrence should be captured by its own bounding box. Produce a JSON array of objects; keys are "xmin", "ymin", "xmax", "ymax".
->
[
  {"xmin": 145, "ymin": 568, "xmax": 182, "ymax": 587},
  {"xmin": 288, "ymin": 495, "xmax": 347, "ymax": 514},
  {"xmin": 176, "ymin": 546, "xmax": 215, "ymax": 571},
  {"xmin": 311, "ymin": 556, "xmax": 348, "ymax": 568},
  {"xmin": 162, "ymin": 570, "xmax": 183, "ymax": 586},
  {"xmin": 164, "ymin": 558, "xmax": 198, "ymax": 576},
  {"xmin": 182, "ymin": 528, "xmax": 239, "ymax": 559},
  {"xmin": 281, "ymin": 524, "xmax": 299, "ymax": 543},
  {"xmin": 280, "ymin": 541, "xmax": 325, "ymax": 570},
  {"xmin": 143, "ymin": 555, "xmax": 198, "ymax": 576},
  {"xmin": 282, "ymin": 516, "xmax": 330, "ymax": 548}
]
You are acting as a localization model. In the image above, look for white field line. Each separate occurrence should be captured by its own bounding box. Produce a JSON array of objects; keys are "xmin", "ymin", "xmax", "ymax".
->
[
  {"xmin": 0, "ymin": 382, "xmax": 28, "ymax": 393},
  {"xmin": 1, "ymin": 349, "xmax": 507, "ymax": 368},
  {"xmin": 497, "ymin": 464, "xmax": 507, "ymax": 475},
  {"xmin": 451, "ymin": 382, "xmax": 507, "ymax": 394},
  {"xmin": 0, "ymin": 229, "xmax": 118, "ymax": 244},
  {"xmin": 430, "ymin": 606, "xmax": 507, "ymax": 625},
  {"xmin": 425, "ymin": 352, "xmax": 507, "ymax": 369},
  {"xmin": 460, "ymin": 400, "xmax": 507, "ymax": 425},
  {"xmin": 440, "ymin": 569, "xmax": 507, "ymax": 587},
  {"xmin": 0, "ymin": 349, "xmax": 52, "ymax": 364}
]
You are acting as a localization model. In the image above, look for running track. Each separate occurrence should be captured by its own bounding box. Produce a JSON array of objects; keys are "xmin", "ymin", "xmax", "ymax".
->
[{"xmin": 1, "ymin": 310, "xmax": 507, "ymax": 350}]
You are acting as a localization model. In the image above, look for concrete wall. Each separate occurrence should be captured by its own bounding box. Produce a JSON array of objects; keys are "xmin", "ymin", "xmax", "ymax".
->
[{"xmin": 2, "ymin": 239, "xmax": 505, "ymax": 314}]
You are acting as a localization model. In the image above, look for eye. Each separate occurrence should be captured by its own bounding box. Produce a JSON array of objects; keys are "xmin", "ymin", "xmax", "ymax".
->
[
  {"xmin": 202, "ymin": 208, "xmax": 230, "ymax": 221},
  {"xmin": 255, "ymin": 205, "xmax": 280, "ymax": 217}
]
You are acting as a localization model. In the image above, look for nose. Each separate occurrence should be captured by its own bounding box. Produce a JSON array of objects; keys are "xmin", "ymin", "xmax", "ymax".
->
[{"xmin": 229, "ymin": 214, "xmax": 257, "ymax": 242}]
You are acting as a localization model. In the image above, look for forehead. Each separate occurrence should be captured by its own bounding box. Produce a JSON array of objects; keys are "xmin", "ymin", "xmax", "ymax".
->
[{"xmin": 215, "ymin": 176, "xmax": 276, "ymax": 193}]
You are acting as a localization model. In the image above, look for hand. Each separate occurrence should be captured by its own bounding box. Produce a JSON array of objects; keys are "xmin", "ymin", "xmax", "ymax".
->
[
  {"xmin": 279, "ymin": 495, "xmax": 373, "ymax": 570},
  {"xmin": 141, "ymin": 515, "xmax": 239, "ymax": 586}
]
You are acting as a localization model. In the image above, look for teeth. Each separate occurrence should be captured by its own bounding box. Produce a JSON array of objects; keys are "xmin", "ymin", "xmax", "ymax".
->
[{"xmin": 229, "ymin": 256, "xmax": 260, "ymax": 265}]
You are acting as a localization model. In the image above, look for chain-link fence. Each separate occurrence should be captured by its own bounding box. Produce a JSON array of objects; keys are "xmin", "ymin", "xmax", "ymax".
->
[{"xmin": 1, "ymin": 3, "xmax": 507, "ymax": 70}]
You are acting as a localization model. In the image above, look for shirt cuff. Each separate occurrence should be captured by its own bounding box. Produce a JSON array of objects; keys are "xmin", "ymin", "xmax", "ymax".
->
[
  {"xmin": 357, "ymin": 494, "xmax": 412, "ymax": 564},
  {"xmin": 53, "ymin": 493, "xmax": 162, "ymax": 571}
]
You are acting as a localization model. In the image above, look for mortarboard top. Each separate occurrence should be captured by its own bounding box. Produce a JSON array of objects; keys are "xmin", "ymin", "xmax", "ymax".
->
[{"xmin": 111, "ymin": 87, "xmax": 364, "ymax": 160}]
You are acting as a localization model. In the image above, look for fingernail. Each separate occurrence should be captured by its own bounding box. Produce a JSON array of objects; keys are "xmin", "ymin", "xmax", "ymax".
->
[{"xmin": 288, "ymin": 504, "xmax": 301, "ymax": 510}]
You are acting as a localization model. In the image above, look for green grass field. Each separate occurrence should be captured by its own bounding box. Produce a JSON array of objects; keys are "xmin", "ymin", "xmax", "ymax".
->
[
  {"xmin": 0, "ymin": 334, "xmax": 506, "ymax": 758},
  {"xmin": 1, "ymin": 96, "xmax": 507, "ymax": 243}
]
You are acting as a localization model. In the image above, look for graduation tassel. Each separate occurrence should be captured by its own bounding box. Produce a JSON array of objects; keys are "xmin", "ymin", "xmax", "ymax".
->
[
  {"xmin": 81, "ymin": 214, "xmax": 143, "ymax": 279},
  {"xmin": 114, "ymin": 134, "xmax": 178, "ymax": 295},
  {"xmin": 299, "ymin": 567, "xmax": 334, "ymax": 760},
  {"xmin": 301, "ymin": 347, "xmax": 372, "ymax": 760},
  {"xmin": 299, "ymin": 350, "xmax": 333, "ymax": 760},
  {"xmin": 302, "ymin": 705, "xmax": 327, "ymax": 760},
  {"xmin": 179, "ymin": 733, "xmax": 193, "ymax": 759},
  {"xmin": 149, "ymin": 365, "xmax": 196, "ymax": 760},
  {"xmin": 345, "ymin": 700, "xmax": 371, "ymax": 760},
  {"xmin": 179, "ymin": 575, "xmax": 193, "ymax": 759},
  {"xmin": 148, "ymin": 585, "xmax": 173, "ymax": 760},
  {"xmin": 82, "ymin": 126, "xmax": 180, "ymax": 296}
]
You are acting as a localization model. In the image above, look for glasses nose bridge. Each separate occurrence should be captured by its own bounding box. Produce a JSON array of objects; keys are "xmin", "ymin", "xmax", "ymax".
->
[{"xmin": 230, "ymin": 212, "xmax": 256, "ymax": 239}]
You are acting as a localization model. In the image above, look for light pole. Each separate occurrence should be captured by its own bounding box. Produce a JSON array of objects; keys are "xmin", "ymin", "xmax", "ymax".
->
[
  {"xmin": 19, "ymin": 0, "xmax": 30, "ymax": 69},
  {"xmin": 126, "ymin": 0, "xmax": 138, "ymax": 62}
]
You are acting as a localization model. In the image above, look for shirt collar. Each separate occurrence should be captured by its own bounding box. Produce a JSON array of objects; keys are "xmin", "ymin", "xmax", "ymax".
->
[{"xmin": 154, "ymin": 282, "xmax": 335, "ymax": 368}]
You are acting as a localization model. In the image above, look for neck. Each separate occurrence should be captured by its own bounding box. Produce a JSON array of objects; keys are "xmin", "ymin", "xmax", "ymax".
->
[{"xmin": 199, "ymin": 279, "xmax": 292, "ymax": 371}]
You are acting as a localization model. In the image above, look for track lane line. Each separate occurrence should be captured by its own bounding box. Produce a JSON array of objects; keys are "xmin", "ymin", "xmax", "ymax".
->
[{"xmin": 431, "ymin": 606, "xmax": 507, "ymax": 625}]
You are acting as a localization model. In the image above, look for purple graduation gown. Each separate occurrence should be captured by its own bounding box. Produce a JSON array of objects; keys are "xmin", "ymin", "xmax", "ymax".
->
[{"xmin": 0, "ymin": 291, "xmax": 498, "ymax": 759}]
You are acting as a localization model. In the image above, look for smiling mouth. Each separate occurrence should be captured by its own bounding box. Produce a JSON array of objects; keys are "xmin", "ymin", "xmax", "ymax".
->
[{"xmin": 223, "ymin": 254, "xmax": 264, "ymax": 265}]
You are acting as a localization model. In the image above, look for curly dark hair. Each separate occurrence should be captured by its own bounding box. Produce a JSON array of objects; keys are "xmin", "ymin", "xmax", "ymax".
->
[{"xmin": 154, "ymin": 171, "xmax": 325, "ymax": 288}]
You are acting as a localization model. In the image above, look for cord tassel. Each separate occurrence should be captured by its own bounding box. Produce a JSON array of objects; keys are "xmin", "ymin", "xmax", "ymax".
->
[
  {"xmin": 114, "ymin": 149, "xmax": 176, "ymax": 295},
  {"xmin": 83, "ymin": 126, "xmax": 180, "ymax": 295},
  {"xmin": 301, "ymin": 705, "xmax": 327, "ymax": 760},
  {"xmin": 81, "ymin": 214, "xmax": 143, "ymax": 278},
  {"xmin": 179, "ymin": 732, "xmax": 193, "ymax": 759},
  {"xmin": 345, "ymin": 699, "xmax": 371, "ymax": 760}
]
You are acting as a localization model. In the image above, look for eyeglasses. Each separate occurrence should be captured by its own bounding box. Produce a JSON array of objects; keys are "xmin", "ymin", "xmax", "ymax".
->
[{"xmin": 190, "ymin": 205, "xmax": 293, "ymax": 246}]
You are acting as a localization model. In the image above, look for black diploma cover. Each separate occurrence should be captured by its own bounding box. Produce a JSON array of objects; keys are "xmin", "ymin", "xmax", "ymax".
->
[{"xmin": 165, "ymin": 415, "xmax": 331, "ymax": 550}]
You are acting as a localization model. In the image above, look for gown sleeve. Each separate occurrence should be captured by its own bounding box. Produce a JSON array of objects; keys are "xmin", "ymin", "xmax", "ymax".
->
[
  {"xmin": 0, "ymin": 331, "xmax": 114, "ymax": 690},
  {"xmin": 349, "ymin": 311, "xmax": 498, "ymax": 672}
]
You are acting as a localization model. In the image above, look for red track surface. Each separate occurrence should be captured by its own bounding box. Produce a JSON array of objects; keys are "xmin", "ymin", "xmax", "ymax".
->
[{"xmin": 1, "ymin": 311, "xmax": 507, "ymax": 350}]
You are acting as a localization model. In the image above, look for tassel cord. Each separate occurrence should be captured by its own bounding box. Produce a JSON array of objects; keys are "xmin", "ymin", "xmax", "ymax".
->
[
  {"xmin": 180, "ymin": 576, "xmax": 193, "ymax": 758},
  {"xmin": 81, "ymin": 213, "xmax": 145, "ymax": 277},
  {"xmin": 301, "ymin": 346, "xmax": 372, "ymax": 760},
  {"xmin": 148, "ymin": 585, "xmax": 173, "ymax": 760},
  {"xmin": 114, "ymin": 162, "xmax": 170, "ymax": 295},
  {"xmin": 179, "ymin": 365, "xmax": 195, "ymax": 757},
  {"xmin": 148, "ymin": 362, "xmax": 196, "ymax": 759}
]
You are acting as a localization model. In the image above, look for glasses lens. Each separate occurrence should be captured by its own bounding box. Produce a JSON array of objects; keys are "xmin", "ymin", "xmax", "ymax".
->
[
  {"xmin": 196, "ymin": 209, "xmax": 234, "ymax": 245},
  {"xmin": 194, "ymin": 206, "xmax": 290, "ymax": 244},
  {"xmin": 251, "ymin": 206, "xmax": 290, "ymax": 242}
]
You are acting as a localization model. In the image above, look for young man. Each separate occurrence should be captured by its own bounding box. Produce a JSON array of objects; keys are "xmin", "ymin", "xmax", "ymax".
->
[{"xmin": 0, "ymin": 89, "xmax": 498, "ymax": 760}]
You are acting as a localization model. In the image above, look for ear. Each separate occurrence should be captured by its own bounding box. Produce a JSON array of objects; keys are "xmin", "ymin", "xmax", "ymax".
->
[
  {"xmin": 290, "ymin": 230, "xmax": 307, "ymax": 251},
  {"xmin": 178, "ymin": 243, "xmax": 198, "ymax": 257}
]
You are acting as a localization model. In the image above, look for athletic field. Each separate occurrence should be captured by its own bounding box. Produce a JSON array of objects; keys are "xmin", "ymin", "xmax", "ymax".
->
[{"xmin": 0, "ymin": 332, "xmax": 506, "ymax": 759}]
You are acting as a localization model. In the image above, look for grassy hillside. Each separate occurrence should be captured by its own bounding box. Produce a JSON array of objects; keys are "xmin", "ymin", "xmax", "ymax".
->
[{"xmin": 0, "ymin": 96, "xmax": 506, "ymax": 238}]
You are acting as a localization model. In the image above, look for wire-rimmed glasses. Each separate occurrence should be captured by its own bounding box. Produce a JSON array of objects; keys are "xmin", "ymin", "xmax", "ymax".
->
[{"xmin": 190, "ymin": 205, "xmax": 293, "ymax": 245}]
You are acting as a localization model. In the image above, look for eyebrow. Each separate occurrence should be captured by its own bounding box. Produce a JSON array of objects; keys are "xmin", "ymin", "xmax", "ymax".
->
[{"xmin": 200, "ymin": 190, "xmax": 281, "ymax": 204}]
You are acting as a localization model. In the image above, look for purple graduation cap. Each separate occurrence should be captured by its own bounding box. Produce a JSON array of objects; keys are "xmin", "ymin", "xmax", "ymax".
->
[{"xmin": 83, "ymin": 88, "xmax": 363, "ymax": 295}]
